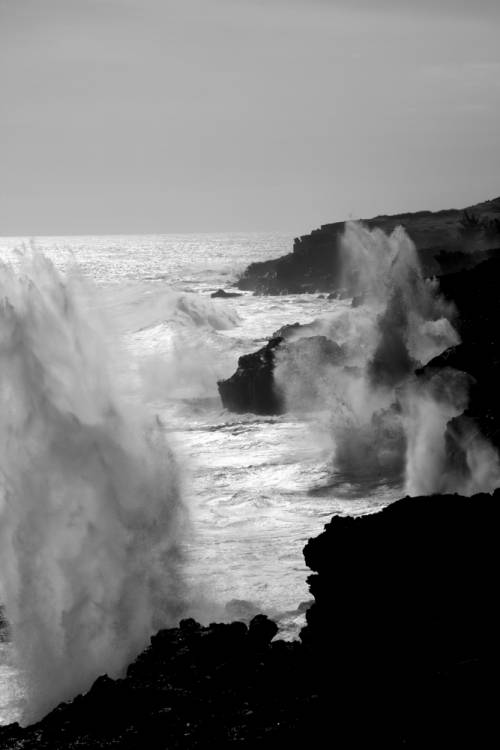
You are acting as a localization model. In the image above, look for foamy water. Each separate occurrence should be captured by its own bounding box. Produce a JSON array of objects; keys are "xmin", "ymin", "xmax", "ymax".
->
[{"xmin": 0, "ymin": 232, "xmax": 400, "ymax": 723}]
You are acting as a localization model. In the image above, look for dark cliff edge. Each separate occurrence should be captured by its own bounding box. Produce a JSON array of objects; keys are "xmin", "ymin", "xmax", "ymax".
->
[
  {"xmin": 237, "ymin": 196, "xmax": 500, "ymax": 294},
  {"xmin": 419, "ymin": 256, "xmax": 500, "ymax": 450},
  {"xmin": 1, "ymin": 492, "xmax": 495, "ymax": 748}
]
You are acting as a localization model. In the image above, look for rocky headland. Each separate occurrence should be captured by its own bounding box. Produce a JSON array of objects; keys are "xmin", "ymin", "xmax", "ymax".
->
[
  {"xmin": 0, "ymin": 491, "xmax": 495, "ymax": 748},
  {"xmin": 237, "ymin": 196, "xmax": 500, "ymax": 294},
  {"xmin": 420, "ymin": 256, "xmax": 500, "ymax": 450},
  {"xmin": 221, "ymin": 219, "xmax": 500, "ymax": 444}
]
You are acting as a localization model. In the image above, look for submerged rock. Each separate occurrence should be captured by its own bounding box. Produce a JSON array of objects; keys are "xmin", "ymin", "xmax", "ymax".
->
[
  {"xmin": 210, "ymin": 289, "xmax": 242, "ymax": 299},
  {"xmin": 0, "ymin": 493, "xmax": 495, "ymax": 747}
]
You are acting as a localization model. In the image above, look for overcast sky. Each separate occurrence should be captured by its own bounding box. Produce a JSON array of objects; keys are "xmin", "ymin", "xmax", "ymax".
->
[{"xmin": 1, "ymin": 0, "xmax": 499, "ymax": 235}]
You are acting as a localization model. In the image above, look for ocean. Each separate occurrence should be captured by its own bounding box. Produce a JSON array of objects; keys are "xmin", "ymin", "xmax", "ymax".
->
[{"xmin": 0, "ymin": 231, "xmax": 401, "ymax": 723}]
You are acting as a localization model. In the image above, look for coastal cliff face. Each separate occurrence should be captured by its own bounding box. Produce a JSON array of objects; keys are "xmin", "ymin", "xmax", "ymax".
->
[
  {"xmin": 302, "ymin": 492, "xmax": 495, "ymax": 674},
  {"xmin": 419, "ymin": 256, "xmax": 500, "ymax": 451},
  {"xmin": 237, "ymin": 197, "xmax": 500, "ymax": 294},
  {"xmin": 0, "ymin": 492, "xmax": 494, "ymax": 747}
]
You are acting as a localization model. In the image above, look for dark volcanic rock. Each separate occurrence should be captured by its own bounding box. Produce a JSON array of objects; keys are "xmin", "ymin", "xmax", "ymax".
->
[
  {"xmin": 0, "ymin": 607, "xmax": 9, "ymax": 641},
  {"xmin": 217, "ymin": 334, "xmax": 344, "ymax": 415},
  {"xmin": 438, "ymin": 255, "xmax": 500, "ymax": 345},
  {"xmin": 0, "ymin": 615, "xmax": 311, "ymax": 749},
  {"xmin": 0, "ymin": 493, "xmax": 495, "ymax": 748},
  {"xmin": 217, "ymin": 337, "xmax": 284, "ymax": 415},
  {"xmin": 271, "ymin": 319, "xmax": 321, "ymax": 340},
  {"xmin": 300, "ymin": 492, "xmax": 497, "ymax": 746},
  {"xmin": 237, "ymin": 196, "xmax": 500, "ymax": 294},
  {"xmin": 419, "ymin": 257, "xmax": 500, "ymax": 449},
  {"xmin": 210, "ymin": 288, "xmax": 242, "ymax": 298}
]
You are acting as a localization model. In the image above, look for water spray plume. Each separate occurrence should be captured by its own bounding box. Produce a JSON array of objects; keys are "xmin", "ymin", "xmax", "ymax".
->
[
  {"xmin": 276, "ymin": 222, "xmax": 500, "ymax": 495},
  {"xmin": 0, "ymin": 250, "xmax": 186, "ymax": 724}
]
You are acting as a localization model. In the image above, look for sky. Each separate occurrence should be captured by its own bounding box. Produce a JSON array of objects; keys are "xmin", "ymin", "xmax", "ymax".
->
[{"xmin": 1, "ymin": 0, "xmax": 499, "ymax": 236}]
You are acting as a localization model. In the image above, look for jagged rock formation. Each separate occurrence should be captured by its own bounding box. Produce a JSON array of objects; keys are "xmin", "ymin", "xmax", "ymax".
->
[
  {"xmin": 300, "ymin": 491, "xmax": 495, "ymax": 746},
  {"xmin": 223, "ymin": 255, "xmax": 500, "ymax": 459},
  {"xmin": 0, "ymin": 493, "xmax": 495, "ymax": 747},
  {"xmin": 420, "ymin": 256, "xmax": 500, "ymax": 449},
  {"xmin": 217, "ymin": 337, "xmax": 284, "ymax": 414},
  {"xmin": 0, "ymin": 607, "xmax": 8, "ymax": 642},
  {"xmin": 217, "ymin": 334, "xmax": 343, "ymax": 414},
  {"xmin": 238, "ymin": 196, "xmax": 500, "ymax": 294},
  {"xmin": 210, "ymin": 289, "xmax": 242, "ymax": 299}
]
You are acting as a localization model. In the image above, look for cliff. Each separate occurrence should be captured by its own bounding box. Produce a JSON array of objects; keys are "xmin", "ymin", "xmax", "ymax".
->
[
  {"xmin": 301, "ymin": 491, "xmax": 495, "ymax": 746},
  {"xmin": 237, "ymin": 196, "xmax": 500, "ymax": 294},
  {"xmin": 418, "ymin": 256, "xmax": 500, "ymax": 451},
  {"xmin": 0, "ymin": 492, "xmax": 495, "ymax": 748}
]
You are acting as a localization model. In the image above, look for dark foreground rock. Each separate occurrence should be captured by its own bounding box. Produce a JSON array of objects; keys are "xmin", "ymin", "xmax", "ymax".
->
[
  {"xmin": 238, "ymin": 196, "xmax": 500, "ymax": 294},
  {"xmin": 301, "ymin": 491, "xmax": 496, "ymax": 746},
  {"xmin": 210, "ymin": 289, "xmax": 242, "ymax": 299},
  {"xmin": 0, "ymin": 492, "xmax": 496, "ymax": 748}
]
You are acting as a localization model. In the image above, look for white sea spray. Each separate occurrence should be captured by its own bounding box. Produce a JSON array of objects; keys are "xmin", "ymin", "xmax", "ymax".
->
[
  {"xmin": 275, "ymin": 222, "xmax": 500, "ymax": 495},
  {"xmin": 0, "ymin": 250, "xmax": 187, "ymax": 723}
]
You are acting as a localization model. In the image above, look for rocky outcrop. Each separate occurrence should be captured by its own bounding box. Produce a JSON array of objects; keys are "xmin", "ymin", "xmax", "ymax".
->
[
  {"xmin": 419, "ymin": 257, "xmax": 500, "ymax": 449},
  {"xmin": 210, "ymin": 289, "xmax": 242, "ymax": 299},
  {"xmin": 238, "ymin": 196, "xmax": 500, "ymax": 294},
  {"xmin": 0, "ymin": 615, "xmax": 308, "ymax": 749},
  {"xmin": 217, "ymin": 334, "xmax": 344, "ymax": 415},
  {"xmin": 225, "ymin": 253, "xmax": 500, "ymax": 432},
  {"xmin": 0, "ymin": 492, "xmax": 495, "ymax": 747},
  {"xmin": 217, "ymin": 337, "xmax": 284, "ymax": 415},
  {"xmin": 0, "ymin": 607, "xmax": 8, "ymax": 641},
  {"xmin": 300, "ymin": 491, "xmax": 496, "ymax": 746}
]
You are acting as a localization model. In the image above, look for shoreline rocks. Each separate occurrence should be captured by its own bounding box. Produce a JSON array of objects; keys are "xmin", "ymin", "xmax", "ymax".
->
[
  {"xmin": 210, "ymin": 289, "xmax": 242, "ymax": 299},
  {"xmin": 419, "ymin": 257, "xmax": 500, "ymax": 449},
  {"xmin": 237, "ymin": 196, "xmax": 500, "ymax": 295},
  {"xmin": 222, "ymin": 256, "xmax": 500, "ymax": 459},
  {"xmin": 0, "ymin": 492, "xmax": 495, "ymax": 747},
  {"xmin": 217, "ymin": 337, "xmax": 284, "ymax": 414},
  {"xmin": 217, "ymin": 333, "xmax": 344, "ymax": 415}
]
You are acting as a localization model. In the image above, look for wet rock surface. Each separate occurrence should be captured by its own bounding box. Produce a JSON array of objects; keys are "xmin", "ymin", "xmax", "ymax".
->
[
  {"xmin": 420, "ymin": 257, "xmax": 500, "ymax": 448},
  {"xmin": 0, "ymin": 492, "xmax": 495, "ymax": 748},
  {"xmin": 217, "ymin": 334, "xmax": 344, "ymax": 415},
  {"xmin": 217, "ymin": 337, "xmax": 284, "ymax": 414},
  {"xmin": 210, "ymin": 289, "xmax": 242, "ymax": 299}
]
